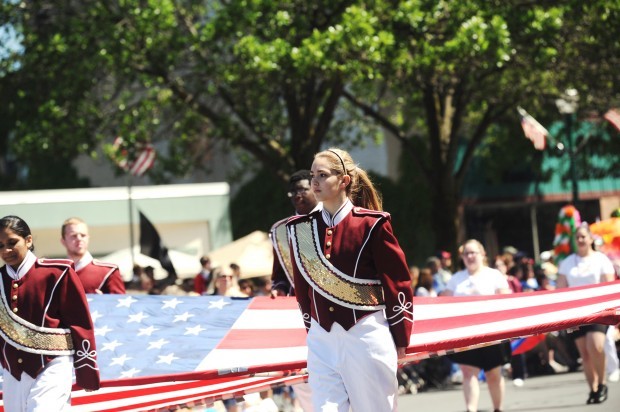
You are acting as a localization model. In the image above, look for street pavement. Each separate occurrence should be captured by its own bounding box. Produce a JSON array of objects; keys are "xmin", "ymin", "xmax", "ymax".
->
[{"xmin": 398, "ymin": 371, "xmax": 618, "ymax": 411}]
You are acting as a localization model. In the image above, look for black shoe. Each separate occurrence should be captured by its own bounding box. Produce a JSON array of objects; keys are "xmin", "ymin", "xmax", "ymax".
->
[
  {"xmin": 595, "ymin": 384, "xmax": 608, "ymax": 403},
  {"xmin": 586, "ymin": 390, "xmax": 597, "ymax": 404}
]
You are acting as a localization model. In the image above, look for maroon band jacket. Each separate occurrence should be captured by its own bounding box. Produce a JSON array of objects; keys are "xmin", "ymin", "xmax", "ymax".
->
[
  {"xmin": 0, "ymin": 258, "xmax": 100, "ymax": 390},
  {"xmin": 77, "ymin": 258, "xmax": 126, "ymax": 294},
  {"xmin": 287, "ymin": 203, "xmax": 414, "ymax": 348},
  {"xmin": 270, "ymin": 217, "xmax": 294, "ymax": 296}
]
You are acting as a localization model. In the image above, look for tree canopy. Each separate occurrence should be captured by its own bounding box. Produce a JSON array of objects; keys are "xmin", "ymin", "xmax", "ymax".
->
[{"xmin": 1, "ymin": 0, "xmax": 618, "ymax": 257}]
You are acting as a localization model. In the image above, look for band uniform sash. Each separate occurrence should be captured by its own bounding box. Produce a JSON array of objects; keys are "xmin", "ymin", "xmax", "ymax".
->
[
  {"xmin": 291, "ymin": 219, "xmax": 385, "ymax": 310},
  {"xmin": 273, "ymin": 223, "xmax": 295, "ymax": 286},
  {"xmin": 0, "ymin": 280, "xmax": 74, "ymax": 356}
]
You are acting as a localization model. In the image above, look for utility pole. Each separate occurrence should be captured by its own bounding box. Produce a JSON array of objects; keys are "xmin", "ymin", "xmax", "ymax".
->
[{"xmin": 555, "ymin": 89, "xmax": 580, "ymax": 205}]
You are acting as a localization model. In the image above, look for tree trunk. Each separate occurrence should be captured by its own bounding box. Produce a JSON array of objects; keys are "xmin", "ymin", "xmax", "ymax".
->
[{"xmin": 430, "ymin": 173, "xmax": 460, "ymax": 263}]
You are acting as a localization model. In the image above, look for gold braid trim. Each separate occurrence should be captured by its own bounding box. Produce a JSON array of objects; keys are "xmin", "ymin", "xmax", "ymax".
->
[
  {"xmin": 292, "ymin": 219, "xmax": 385, "ymax": 309},
  {"xmin": 0, "ymin": 281, "xmax": 74, "ymax": 355},
  {"xmin": 273, "ymin": 223, "xmax": 295, "ymax": 286}
]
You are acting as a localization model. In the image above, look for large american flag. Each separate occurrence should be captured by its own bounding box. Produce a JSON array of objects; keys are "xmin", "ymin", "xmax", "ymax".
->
[{"xmin": 1, "ymin": 281, "xmax": 619, "ymax": 411}]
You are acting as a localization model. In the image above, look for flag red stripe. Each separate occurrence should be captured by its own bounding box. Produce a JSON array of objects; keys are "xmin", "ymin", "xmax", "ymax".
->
[
  {"xmin": 216, "ymin": 329, "xmax": 307, "ymax": 349},
  {"xmin": 412, "ymin": 294, "xmax": 616, "ymax": 333},
  {"xmin": 88, "ymin": 377, "xmax": 290, "ymax": 412},
  {"xmin": 130, "ymin": 147, "xmax": 156, "ymax": 176},
  {"xmin": 248, "ymin": 297, "xmax": 299, "ymax": 310},
  {"xmin": 87, "ymin": 375, "xmax": 304, "ymax": 412},
  {"xmin": 73, "ymin": 377, "xmax": 238, "ymax": 405}
]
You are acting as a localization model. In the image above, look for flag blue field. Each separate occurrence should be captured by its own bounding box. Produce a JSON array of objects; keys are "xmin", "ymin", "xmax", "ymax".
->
[{"xmin": 90, "ymin": 294, "xmax": 251, "ymax": 380}]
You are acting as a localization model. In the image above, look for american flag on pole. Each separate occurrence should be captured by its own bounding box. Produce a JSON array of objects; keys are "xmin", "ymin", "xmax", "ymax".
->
[
  {"xmin": 112, "ymin": 137, "xmax": 156, "ymax": 177},
  {"xmin": 0, "ymin": 282, "xmax": 619, "ymax": 411},
  {"xmin": 517, "ymin": 106, "xmax": 549, "ymax": 150},
  {"xmin": 604, "ymin": 108, "xmax": 620, "ymax": 132}
]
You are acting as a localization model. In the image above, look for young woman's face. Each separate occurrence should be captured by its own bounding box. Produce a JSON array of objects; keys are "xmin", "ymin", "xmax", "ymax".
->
[
  {"xmin": 494, "ymin": 258, "xmax": 507, "ymax": 274},
  {"xmin": 0, "ymin": 228, "xmax": 32, "ymax": 269},
  {"xmin": 575, "ymin": 227, "xmax": 593, "ymax": 250},
  {"xmin": 310, "ymin": 156, "xmax": 345, "ymax": 204}
]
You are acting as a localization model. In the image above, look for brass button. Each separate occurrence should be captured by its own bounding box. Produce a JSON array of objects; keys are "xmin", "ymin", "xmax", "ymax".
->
[
  {"xmin": 325, "ymin": 254, "xmax": 331, "ymax": 259},
  {"xmin": 327, "ymin": 229, "xmax": 333, "ymax": 236},
  {"xmin": 12, "ymin": 308, "xmax": 18, "ymax": 313},
  {"xmin": 12, "ymin": 295, "xmax": 17, "ymax": 301},
  {"xmin": 329, "ymin": 307, "xmax": 334, "ymax": 312},
  {"xmin": 17, "ymin": 358, "xmax": 22, "ymax": 364},
  {"xmin": 12, "ymin": 283, "xmax": 18, "ymax": 289},
  {"xmin": 326, "ymin": 241, "xmax": 331, "ymax": 247}
]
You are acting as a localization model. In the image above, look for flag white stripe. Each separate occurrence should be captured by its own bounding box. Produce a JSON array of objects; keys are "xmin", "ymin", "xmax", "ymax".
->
[
  {"xmin": 415, "ymin": 282, "xmax": 620, "ymax": 318},
  {"xmin": 232, "ymin": 309, "xmax": 305, "ymax": 329},
  {"xmin": 412, "ymin": 298, "xmax": 620, "ymax": 346},
  {"xmin": 130, "ymin": 148, "xmax": 156, "ymax": 176},
  {"xmin": 197, "ymin": 346, "xmax": 308, "ymax": 371}
]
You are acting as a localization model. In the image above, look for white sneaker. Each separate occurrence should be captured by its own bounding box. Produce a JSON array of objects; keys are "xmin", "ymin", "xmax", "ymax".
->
[
  {"xmin": 549, "ymin": 359, "xmax": 569, "ymax": 373},
  {"xmin": 512, "ymin": 378, "xmax": 525, "ymax": 387},
  {"xmin": 609, "ymin": 369, "xmax": 620, "ymax": 383}
]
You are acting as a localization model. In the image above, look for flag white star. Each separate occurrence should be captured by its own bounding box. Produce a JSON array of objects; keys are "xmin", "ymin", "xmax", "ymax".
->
[
  {"xmin": 184, "ymin": 324, "xmax": 206, "ymax": 335},
  {"xmin": 208, "ymin": 298, "xmax": 230, "ymax": 309},
  {"xmin": 161, "ymin": 298, "xmax": 183, "ymax": 309},
  {"xmin": 156, "ymin": 353, "xmax": 179, "ymax": 365},
  {"xmin": 110, "ymin": 354, "xmax": 132, "ymax": 366},
  {"xmin": 90, "ymin": 310, "xmax": 102, "ymax": 323},
  {"xmin": 173, "ymin": 312, "xmax": 195, "ymax": 322},
  {"xmin": 119, "ymin": 368, "xmax": 141, "ymax": 378},
  {"xmin": 137, "ymin": 325, "xmax": 159, "ymax": 336},
  {"xmin": 127, "ymin": 311, "xmax": 149, "ymax": 323},
  {"xmin": 117, "ymin": 296, "xmax": 138, "ymax": 308},
  {"xmin": 147, "ymin": 338, "xmax": 170, "ymax": 350},
  {"xmin": 95, "ymin": 325, "xmax": 113, "ymax": 337},
  {"xmin": 101, "ymin": 340, "xmax": 123, "ymax": 352}
]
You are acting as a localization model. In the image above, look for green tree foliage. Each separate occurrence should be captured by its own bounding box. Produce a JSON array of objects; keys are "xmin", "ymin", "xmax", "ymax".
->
[
  {"xmin": 2, "ymin": 1, "xmax": 387, "ymax": 187},
  {"xmin": 343, "ymin": 0, "xmax": 620, "ymax": 254},
  {"xmin": 1, "ymin": 1, "xmax": 619, "ymax": 256}
]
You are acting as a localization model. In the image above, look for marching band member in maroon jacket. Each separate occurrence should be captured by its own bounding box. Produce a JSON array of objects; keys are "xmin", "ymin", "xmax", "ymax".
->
[
  {"xmin": 287, "ymin": 148, "xmax": 414, "ymax": 411},
  {"xmin": 269, "ymin": 170, "xmax": 319, "ymax": 412},
  {"xmin": 0, "ymin": 215, "xmax": 100, "ymax": 411},
  {"xmin": 270, "ymin": 170, "xmax": 319, "ymax": 298},
  {"xmin": 61, "ymin": 217, "xmax": 126, "ymax": 294}
]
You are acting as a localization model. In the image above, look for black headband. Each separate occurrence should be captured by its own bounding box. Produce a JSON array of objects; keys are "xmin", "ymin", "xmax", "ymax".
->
[{"xmin": 328, "ymin": 149, "xmax": 347, "ymax": 175}]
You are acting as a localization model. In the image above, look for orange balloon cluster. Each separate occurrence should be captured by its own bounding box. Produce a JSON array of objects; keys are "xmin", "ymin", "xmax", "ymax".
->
[{"xmin": 590, "ymin": 218, "xmax": 620, "ymax": 260}]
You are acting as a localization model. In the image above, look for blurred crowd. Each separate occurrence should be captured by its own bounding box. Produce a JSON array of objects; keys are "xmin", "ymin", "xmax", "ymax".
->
[
  {"xmin": 399, "ymin": 245, "xmax": 620, "ymax": 396},
  {"xmin": 125, "ymin": 256, "xmax": 270, "ymax": 299}
]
